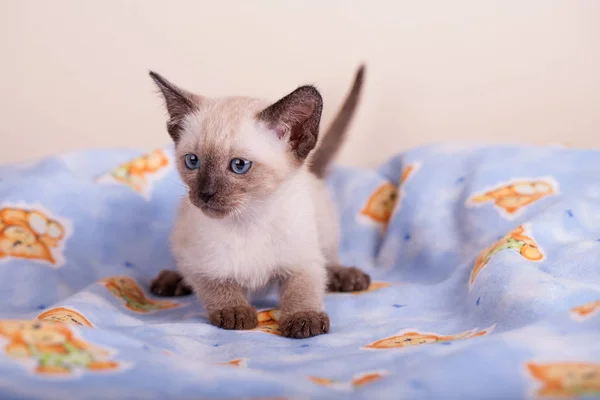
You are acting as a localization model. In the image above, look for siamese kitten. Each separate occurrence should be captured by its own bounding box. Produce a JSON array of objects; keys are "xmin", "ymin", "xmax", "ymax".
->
[{"xmin": 149, "ymin": 66, "xmax": 369, "ymax": 338}]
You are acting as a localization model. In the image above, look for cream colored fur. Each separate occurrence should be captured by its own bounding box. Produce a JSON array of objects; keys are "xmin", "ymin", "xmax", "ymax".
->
[{"xmin": 171, "ymin": 100, "xmax": 339, "ymax": 309}]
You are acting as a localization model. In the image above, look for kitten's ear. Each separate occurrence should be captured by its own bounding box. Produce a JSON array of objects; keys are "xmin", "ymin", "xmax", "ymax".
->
[
  {"xmin": 149, "ymin": 71, "xmax": 200, "ymax": 142},
  {"xmin": 257, "ymin": 85, "xmax": 323, "ymax": 160}
]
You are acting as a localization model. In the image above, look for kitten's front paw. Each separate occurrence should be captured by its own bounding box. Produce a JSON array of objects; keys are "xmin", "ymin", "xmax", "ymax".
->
[
  {"xmin": 327, "ymin": 266, "xmax": 371, "ymax": 292},
  {"xmin": 280, "ymin": 311, "xmax": 330, "ymax": 339},
  {"xmin": 209, "ymin": 306, "xmax": 258, "ymax": 330},
  {"xmin": 150, "ymin": 270, "xmax": 193, "ymax": 297}
]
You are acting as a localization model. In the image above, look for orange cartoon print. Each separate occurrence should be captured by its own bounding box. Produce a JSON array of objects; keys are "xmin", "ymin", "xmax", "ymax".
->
[
  {"xmin": 309, "ymin": 370, "xmax": 389, "ymax": 390},
  {"xmin": 218, "ymin": 358, "xmax": 247, "ymax": 367},
  {"xmin": 328, "ymin": 281, "xmax": 394, "ymax": 296},
  {"xmin": 470, "ymin": 224, "xmax": 543, "ymax": 290},
  {"xmin": 352, "ymin": 281, "xmax": 394, "ymax": 296},
  {"xmin": 364, "ymin": 325, "xmax": 493, "ymax": 349},
  {"xmin": 570, "ymin": 300, "xmax": 600, "ymax": 321},
  {"xmin": 0, "ymin": 207, "xmax": 68, "ymax": 267},
  {"xmin": 252, "ymin": 308, "xmax": 281, "ymax": 336},
  {"xmin": 309, "ymin": 376, "xmax": 335, "ymax": 386},
  {"xmin": 96, "ymin": 149, "xmax": 171, "ymax": 199},
  {"xmin": 468, "ymin": 178, "xmax": 558, "ymax": 218},
  {"xmin": 0, "ymin": 320, "xmax": 120, "ymax": 376},
  {"xmin": 527, "ymin": 361, "xmax": 600, "ymax": 398},
  {"xmin": 399, "ymin": 163, "xmax": 419, "ymax": 186},
  {"xmin": 101, "ymin": 276, "xmax": 179, "ymax": 313},
  {"xmin": 352, "ymin": 371, "xmax": 388, "ymax": 387},
  {"xmin": 395, "ymin": 162, "xmax": 420, "ymax": 212},
  {"xmin": 360, "ymin": 182, "xmax": 398, "ymax": 224},
  {"xmin": 360, "ymin": 163, "xmax": 420, "ymax": 226},
  {"xmin": 37, "ymin": 307, "xmax": 93, "ymax": 328}
]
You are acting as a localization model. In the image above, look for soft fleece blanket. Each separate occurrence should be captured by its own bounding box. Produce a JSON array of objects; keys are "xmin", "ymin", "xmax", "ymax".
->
[{"xmin": 0, "ymin": 144, "xmax": 599, "ymax": 400}]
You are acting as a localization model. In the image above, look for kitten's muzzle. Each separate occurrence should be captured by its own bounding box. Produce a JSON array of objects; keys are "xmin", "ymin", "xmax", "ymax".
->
[{"xmin": 198, "ymin": 190, "xmax": 217, "ymax": 204}]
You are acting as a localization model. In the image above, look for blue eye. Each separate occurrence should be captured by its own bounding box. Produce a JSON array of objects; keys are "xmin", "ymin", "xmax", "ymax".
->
[
  {"xmin": 230, "ymin": 158, "xmax": 252, "ymax": 174},
  {"xmin": 184, "ymin": 154, "xmax": 200, "ymax": 170}
]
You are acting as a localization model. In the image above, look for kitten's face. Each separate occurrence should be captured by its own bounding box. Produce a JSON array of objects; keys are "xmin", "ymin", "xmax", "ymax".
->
[
  {"xmin": 175, "ymin": 98, "xmax": 294, "ymax": 218},
  {"xmin": 149, "ymin": 72, "xmax": 323, "ymax": 219}
]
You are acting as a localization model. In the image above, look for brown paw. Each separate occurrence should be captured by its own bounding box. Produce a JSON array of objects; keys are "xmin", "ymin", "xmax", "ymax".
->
[
  {"xmin": 327, "ymin": 266, "xmax": 371, "ymax": 292},
  {"xmin": 150, "ymin": 270, "xmax": 193, "ymax": 297},
  {"xmin": 208, "ymin": 305, "xmax": 258, "ymax": 330},
  {"xmin": 279, "ymin": 311, "xmax": 330, "ymax": 339}
]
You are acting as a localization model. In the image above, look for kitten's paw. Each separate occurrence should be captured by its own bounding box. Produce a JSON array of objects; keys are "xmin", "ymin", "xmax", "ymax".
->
[
  {"xmin": 209, "ymin": 305, "xmax": 258, "ymax": 330},
  {"xmin": 150, "ymin": 270, "xmax": 193, "ymax": 297},
  {"xmin": 280, "ymin": 311, "xmax": 330, "ymax": 339},
  {"xmin": 327, "ymin": 266, "xmax": 371, "ymax": 292}
]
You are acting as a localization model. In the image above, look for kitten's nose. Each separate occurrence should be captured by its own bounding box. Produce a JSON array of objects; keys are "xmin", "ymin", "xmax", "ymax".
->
[{"xmin": 198, "ymin": 190, "xmax": 216, "ymax": 203}]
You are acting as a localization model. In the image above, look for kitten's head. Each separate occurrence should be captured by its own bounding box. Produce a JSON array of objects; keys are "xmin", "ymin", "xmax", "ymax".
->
[{"xmin": 149, "ymin": 72, "xmax": 323, "ymax": 219}]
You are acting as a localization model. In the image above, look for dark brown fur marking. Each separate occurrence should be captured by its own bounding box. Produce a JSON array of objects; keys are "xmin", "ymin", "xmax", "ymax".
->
[
  {"xmin": 150, "ymin": 270, "xmax": 192, "ymax": 297},
  {"xmin": 150, "ymin": 266, "xmax": 371, "ymax": 297},
  {"xmin": 279, "ymin": 311, "xmax": 330, "ymax": 339},
  {"xmin": 208, "ymin": 305, "xmax": 258, "ymax": 330},
  {"xmin": 149, "ymin": 71, "xmax": 200, "ymax": 142},
  {"xmin": 257, "ymin": 85, "xmax": 323, "ymax": 161},
  {"xmin": 184, "ymin": 153, "xmax": 285, "ymax": 219},
  {"xmin": 326, "ymin": 265, "xmax": 371, "ymax": 292},
  {"xmin": 310, "ymin": 65, "xmax": 365, "ymax": 179}
]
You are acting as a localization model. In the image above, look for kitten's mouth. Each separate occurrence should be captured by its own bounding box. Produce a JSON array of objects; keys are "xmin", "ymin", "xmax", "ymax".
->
[
  {"xmin": 201, "ymin": 206, "xmax": 229, "ymax": 219},
  {"xmin": 197, "ymin": 203, "xmax": 233, "ymax": 219},
  {"xmin": 188, "ymin": 194, "xmax": 237, "ymax": 219}
]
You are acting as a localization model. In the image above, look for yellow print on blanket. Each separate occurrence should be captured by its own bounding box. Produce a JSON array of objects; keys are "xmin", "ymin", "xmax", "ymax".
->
[
  {"xmin": 327, "ymin": 281, "xmax": 394, "ymax": 296},
  {"xmin": 218, "ymin": 358, "xmax": 247, "ymax": 367},
  {"xmin": 309, "ymin": 370, "xmax": 389, "ymax": 390},
  {"xmin": 101, "ymin": 276, "xmax": 180, "ymax": 313},
  {"xmin": 352, "ymin": 281, "xmax": 394, "ymax": 295},
  {"xmin": 96, "ymin": 149, "xmax": 171, "ymax": 199},
  {"xmin": 253, "ymin": 309, "xmax": 281, "ymax": 336},
  {"xmin": 470, "ymin": 224, "xmax": 543, "ymax": 290},
  {"xmin": 364, "ymin": 325, "xmax": 493, "ymax": 349},
  {"xmin": 0, "ymin": 207, "xmax": 68, "ymax": 267},
  {"xmin": 570, "ymin": 300, "xmax": 600, "ymax": 321},
  {"xmin": 467, "ymin": 178, "xmax": 558, "ymax": 218},
  {"xmin": 527, "ymin": 361, "xmax": 600, "ymax": 398},
  {"xmin": 360, "ymin": 183, "xmax": 397, "ymax": 224},
  {"xmin": 37, "ymin": 307, "xmax": 94, "ymax": 328},
  {"xmin": 0, "ymin": 320, "xmax": 120, "ymax": 376},
  {"xmin": 360, "ymin": 163, "xmax": 420, "ymax": 226}
]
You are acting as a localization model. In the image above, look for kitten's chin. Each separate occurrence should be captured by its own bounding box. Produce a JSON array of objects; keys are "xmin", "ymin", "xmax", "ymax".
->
[
  {"xmin": 188, "ymin": 199, "xmax": 232, "ymax": 219},
  {"xmin": 200, "ymin": 206, "xmax": 231, "ymax": 219}
]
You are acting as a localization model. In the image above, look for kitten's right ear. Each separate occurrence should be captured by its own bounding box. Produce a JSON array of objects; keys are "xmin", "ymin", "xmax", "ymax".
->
[{"xmin": 149, "ymin": 71, "xmax": 200, "ymax": 142}]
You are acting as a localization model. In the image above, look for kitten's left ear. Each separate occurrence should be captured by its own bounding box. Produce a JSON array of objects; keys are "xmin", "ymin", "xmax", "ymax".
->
[
  {"xmin": 257, "ymin": 85, "xmax": 323, "ymax": 160},
  {"xmin": 149, "ymin": 71, "xmax": 201, "ymax": 142}
]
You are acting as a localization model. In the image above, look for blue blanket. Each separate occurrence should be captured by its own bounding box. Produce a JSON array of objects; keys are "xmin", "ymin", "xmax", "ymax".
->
[{"xmin": 1, "ymin": 144, "xmax": 599, "ymax": 400}]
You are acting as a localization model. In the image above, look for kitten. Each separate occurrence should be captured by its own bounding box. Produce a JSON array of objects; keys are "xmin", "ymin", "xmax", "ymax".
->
[{"xmin": 149, "ymin": 66, "xmax": 369, "ymax": 338}]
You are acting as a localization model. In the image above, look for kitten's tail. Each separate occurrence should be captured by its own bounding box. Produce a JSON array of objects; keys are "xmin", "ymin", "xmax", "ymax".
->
[{"xmin": 310, "ymin": 64, "xmax": 365, "ymax": 179}]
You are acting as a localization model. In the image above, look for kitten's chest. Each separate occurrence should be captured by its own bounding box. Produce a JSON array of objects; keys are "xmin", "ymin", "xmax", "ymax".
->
[
  {"xmin": 216, "ymin": 224, "xmax": 280, "ymax": 263},
  {"xmin": 179, "ymin": 204, "xmax": 320, "ymax": 289},
  {"xmin": 208, "ymin": 211, "xmax": 311, "ymax": 264}
]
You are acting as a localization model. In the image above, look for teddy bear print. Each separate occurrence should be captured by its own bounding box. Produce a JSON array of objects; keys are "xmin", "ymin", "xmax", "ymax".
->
[{"xmin": 0, "ymin": 207, "xmax": 68, "ymax": 267}]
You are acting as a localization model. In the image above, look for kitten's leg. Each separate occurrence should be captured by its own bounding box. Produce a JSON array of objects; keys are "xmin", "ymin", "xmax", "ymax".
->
[
  {"xmin": 279, "ymin": 269, "xmax": 330, "ymax": 339},
  {"xmin": 326, "ymin": 264, "xmax": 371, "ymax": 293},
  {"xmin": 318, "ymin": 197, "xmax": 371, "ymax": 293},
  {"xmin": 150, "ymin": 270, "xmax": 193, "ymax": 297},
  {"xmin": 194, "ymin": 278, "xmax": 258, "ymax": 330}
]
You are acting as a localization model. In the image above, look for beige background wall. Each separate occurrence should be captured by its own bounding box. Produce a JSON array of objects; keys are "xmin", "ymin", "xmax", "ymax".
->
[{"xmin": 1, "ymin": 1, "xmax": 599, "ymax": 167}]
